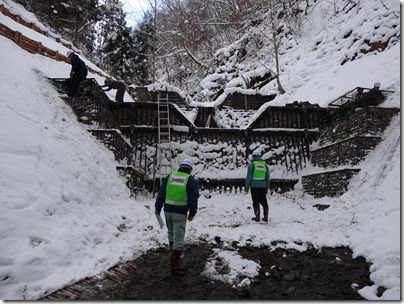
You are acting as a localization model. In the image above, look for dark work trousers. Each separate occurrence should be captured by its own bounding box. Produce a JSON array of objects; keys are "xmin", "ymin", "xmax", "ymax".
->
[
  {"xmin": 251, "ymin": 187, "xmax": 269, "ymax": 218},
  {"xmin": 115, "ymin": 83, "xmax": 126, "ymax": 102},
  {"xmin": 66, "ymin": 76, "xmax": 85, "ymax": 97}
]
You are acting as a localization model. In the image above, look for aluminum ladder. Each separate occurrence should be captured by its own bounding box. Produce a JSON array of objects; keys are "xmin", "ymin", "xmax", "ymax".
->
[{"xmin": 156, "ymin": 91, "xmax": 173, "ymax": 180}]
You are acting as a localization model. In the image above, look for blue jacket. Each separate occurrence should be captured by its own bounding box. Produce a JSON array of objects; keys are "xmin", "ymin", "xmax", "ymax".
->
[
  {"xmin": 366, "ymin": 88, "xmax": 385, "ymax": 98},
  {"xmin": 245, "ymin": 156, "xmax": 270, "ymax": 190},
  {"xmin": 155, "ymin": 167, "xmax": 199, "ymax": 217}
]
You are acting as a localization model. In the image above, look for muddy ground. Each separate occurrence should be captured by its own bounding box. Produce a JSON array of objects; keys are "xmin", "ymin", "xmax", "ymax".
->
[{"xmin": 42, "ymin": 242, "xmax": 378, "ymax": 300}]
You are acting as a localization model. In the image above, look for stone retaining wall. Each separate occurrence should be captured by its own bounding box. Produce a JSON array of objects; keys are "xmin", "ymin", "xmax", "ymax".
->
[
  {"xmin": 311, "ymin": 136, "xmax": 382, "ymax": 168},
  {"xmin": 320, "ymin": 107, "xmax": 399, "ymax": 145},
  {"xmin": 89, "ymin": 129, "xmax": 132, "ymax": 165},
  {"xmin": 302, "ymin": 169, "xmax": 360, "ymax": 198}
]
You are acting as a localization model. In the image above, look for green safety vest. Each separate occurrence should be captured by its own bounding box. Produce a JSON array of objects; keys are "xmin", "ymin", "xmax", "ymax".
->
[
  {"xmin": 252, "ymin": 160, "xmax": 267, "ymax": 181},
  {"xmin": 165, "ymin": 171, "xmax": 190, "ymax": 206}
]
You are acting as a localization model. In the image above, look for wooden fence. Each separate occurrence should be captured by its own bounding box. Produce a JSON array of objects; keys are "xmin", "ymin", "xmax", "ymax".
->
[
  {"xmin": 0, "ymin": 5, "xmax": 108, "ymax": 77},
  {"xmin": 218, "ymin": 92, "xmax": 277, "ymax": 110},
  {"xmin": 250, "ymin": 104, "xmax": 328, "ymax": 129},
  {"xmin": 108, "ymin": 102, "xmax": 195, "ymax": 128},
  {"xmin": 0, "ymin": 4, "xmax": 77, "ymax": 51}
]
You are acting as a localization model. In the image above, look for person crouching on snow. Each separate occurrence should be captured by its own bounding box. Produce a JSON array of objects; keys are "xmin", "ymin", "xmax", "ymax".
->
[
  {"xmin": 66, "ymin": 50, "xmax": 88, "ymax": 97},
  {"xmin": 101, "ymin": 78, "xmax": 127, "ymax": 102}
]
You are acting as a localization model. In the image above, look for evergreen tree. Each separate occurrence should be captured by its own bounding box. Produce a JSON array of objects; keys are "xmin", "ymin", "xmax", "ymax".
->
[
  {"xmin": 16, "ymin": 0, "xmax": 102, "ymax": 54},
  {"xmin": 131, "ymin": 12, "xmax": 154, "ymax": 85},
  {"xmin": 99, "ymin": 1, "xmax": 137, "ymax": 83}
]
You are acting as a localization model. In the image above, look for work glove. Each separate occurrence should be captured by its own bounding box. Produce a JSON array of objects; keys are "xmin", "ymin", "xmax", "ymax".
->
[
  {"xmin": 155, "ymin": 209, "xmax": 161, "ymax": 215},
  {"xmin": 187, "ymin": 215, "xmax": 194, "ymax": 221}
]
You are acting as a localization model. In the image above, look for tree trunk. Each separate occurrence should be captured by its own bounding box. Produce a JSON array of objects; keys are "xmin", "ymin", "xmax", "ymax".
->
[{"xmin": 273, "ymin": 32, "xmax": 285, "ymax": 94}]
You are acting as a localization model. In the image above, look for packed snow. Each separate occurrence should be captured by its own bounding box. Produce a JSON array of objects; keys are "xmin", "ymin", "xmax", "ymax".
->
[{"xmin": 0, "ymin": 0, "xmax": 400, "ymax": 300}]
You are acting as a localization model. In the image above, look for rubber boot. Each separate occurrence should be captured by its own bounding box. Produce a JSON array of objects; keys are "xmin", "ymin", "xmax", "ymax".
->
[
  {"xmin": 262, "ymin": 204, "xmax": 269, "ymax": 222},
  {"xmin": 262, "ymin": 207, "xmax": 269, "ymax": 222},
  {"xmin": 252, "ymin": 208, "xmax": 260, "ymax": 222},
  {"xmin": 171, "ymin": 250, "xmax": 187, "ymax": 275}
]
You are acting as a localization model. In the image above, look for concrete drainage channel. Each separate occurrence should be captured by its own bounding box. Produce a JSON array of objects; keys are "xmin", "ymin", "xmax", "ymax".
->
[{"xmin": 41, "ymin": 243, "xmax": 376, "ymax": 300}]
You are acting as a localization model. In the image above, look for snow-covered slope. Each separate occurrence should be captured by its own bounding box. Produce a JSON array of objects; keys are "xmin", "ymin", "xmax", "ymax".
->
[
  {"xmin": 0, "ymin": 0, "xmax": 400, "ymax": 300},
  {"xmin": 190, "ymin": 0, "xmax": 400, "ymax": 107}
]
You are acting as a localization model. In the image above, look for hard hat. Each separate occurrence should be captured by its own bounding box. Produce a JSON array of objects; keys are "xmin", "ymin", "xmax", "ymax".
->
[
  {"xmin": 66, "ymin": 50, "xmax": 74, "ymax": 57},
  {"xmin": 252, "ymin": 149, "xmax": 262, "ymax": 156},
  {"xmin": 374, "ymin": 81, "xmax": 381, "ymax": 87},
  {"xmin": 180, "ymin": 159, "xmax": 193, "ymax": 169}
]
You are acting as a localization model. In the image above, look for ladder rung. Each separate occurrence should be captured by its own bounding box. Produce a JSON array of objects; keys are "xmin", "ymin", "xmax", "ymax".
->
[{"xmin": 157, "ymin": 91, "xmax": 171, "ymax": 171}]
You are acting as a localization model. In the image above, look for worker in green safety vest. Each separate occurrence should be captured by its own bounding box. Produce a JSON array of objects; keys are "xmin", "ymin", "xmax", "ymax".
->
[
  {"xmin": 245, "ymin": 148, "xmax": 270, "ymax": 222},
  {"xmin": 155, "ymin": 158, "xmax": 199, "ymax": 275}
]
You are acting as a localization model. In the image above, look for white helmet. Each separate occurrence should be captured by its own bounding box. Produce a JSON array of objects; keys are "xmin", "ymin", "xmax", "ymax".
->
[
  {"xmin": 66, "ymin": 50, "xmax": 74, "ymax": 58},
  {"xmin": 180, "ymin": 159, "xmax": 193, "ymax": 169},
  {"xmin": 252, "ymin": 148, "xmax": 262, "ymax": 156},
  {"xmin": 374, "ymin": 81, "xmax": 381, "ymax": 87}
]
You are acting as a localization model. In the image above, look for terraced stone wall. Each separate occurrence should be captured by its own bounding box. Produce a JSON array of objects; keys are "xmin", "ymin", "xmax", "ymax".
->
[
  {"xmin": 121, "ymin": 127, "xmax": 319, "ymax": 180},
  {"xmin": 311, "ymin": 136, "xmax": 382, "ymax": 168},
  {"xmin": 320, "ymin": 107, "xmax": 399, "ymax": 145},
  {"xmin": 302, "ymin": 169, "xmax": 361, "ymax": 198}
]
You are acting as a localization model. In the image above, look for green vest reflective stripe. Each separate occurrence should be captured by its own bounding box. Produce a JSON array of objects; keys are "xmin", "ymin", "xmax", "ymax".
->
[
  {"xmin": 165, "ymin": 172, "xmax": 190, "ymax": 206},
  {"xmin": 253, "ymin": 160, "xmax": 267, "ymax": 180}
]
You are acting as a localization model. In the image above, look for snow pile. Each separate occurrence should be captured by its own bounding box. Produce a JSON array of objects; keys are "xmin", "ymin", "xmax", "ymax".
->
[{"xmin": 201, "ymin": 249, "xmax": 261, "ymax": 287}]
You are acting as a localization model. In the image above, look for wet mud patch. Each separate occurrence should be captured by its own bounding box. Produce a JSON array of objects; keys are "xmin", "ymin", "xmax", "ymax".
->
[
  {"xmin": 42, "ymin": 243, "xmax": 373, "ymax": 300},
  {"xmin": 237, "ymin": 244, "xmax": 373, "ymax": 300}
]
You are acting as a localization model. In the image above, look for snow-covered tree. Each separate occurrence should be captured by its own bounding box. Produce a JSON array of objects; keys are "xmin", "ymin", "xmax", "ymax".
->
[
  {"xmin": 131, "ymin": 12, "xmax": 154, "ymax": 85},
  {"xmin": 16, "ymin": 0, "xmax": 102, "ymax": 54}
]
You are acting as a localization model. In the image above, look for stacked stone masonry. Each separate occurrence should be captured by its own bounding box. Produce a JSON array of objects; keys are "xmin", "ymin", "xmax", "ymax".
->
[
  {"xmin": 50, "ymin": 78, "xmax": 398, "ymax": 197},
  {"xmin": 310, "ymin": 136, "xmax": 382, "ymax": 168},
  {"xmin": 302, "ymin": 106, "xmax": 399, "ymax": 197},
  {"xmin": 319, "ymin": 107, "xmax": 399, "ymax": 145},
  {"xmin": 302, "ymin": 169, "xmax": 361, "ymax": 198},
  {"xmin": 89, "ymin": 129, "xmax": 132, "ymax": 165}
]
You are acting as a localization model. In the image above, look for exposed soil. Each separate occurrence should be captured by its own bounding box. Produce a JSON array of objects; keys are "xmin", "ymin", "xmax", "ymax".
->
[{"xmin": 42, "ymin": 242, "xmax": 376, "ymax": 300}]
